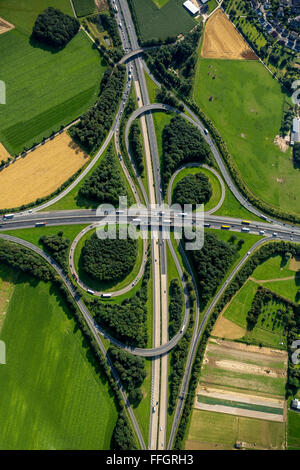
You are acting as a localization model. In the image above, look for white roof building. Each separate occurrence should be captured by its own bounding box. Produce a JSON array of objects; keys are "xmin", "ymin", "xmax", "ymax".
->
[
  {"xmin": 292, "ymin": 398, "xmax": 300, "ymax": 410},
  {"xmin": 183, "ymin": 1, "xmax": 199, "ymax": 16},
  {"xmin": 291, "ymin": 118, "xmax": 300, "ymax": 145}
]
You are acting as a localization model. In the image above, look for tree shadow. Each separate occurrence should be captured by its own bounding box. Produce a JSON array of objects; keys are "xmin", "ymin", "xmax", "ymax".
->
[{"xmin": 29, "ymin": 34, "xmax": 63, "ymax": 54}]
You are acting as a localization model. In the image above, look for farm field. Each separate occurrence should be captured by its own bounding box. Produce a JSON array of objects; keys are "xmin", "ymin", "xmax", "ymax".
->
[
  {"xmin": 287, "ymin": 407, "xmax": 300, "ymax": 449},
  {"xmin": 73, "ymin": 0, "xmax": 97, "ymax": 17},
  {"xmin": 130, "ymin": 0, "xmax": 196, "ymax": 43},
  {"xmin": 0, "ymin": 1, "xmax": 105, "ymax": 155},
  {"xmin": 193, "ymin": 57, "xmax": 299, "ymax": 217},
  {"xmin": 202, "ymin": 9, "xmax": 257, "ymax": 60},
  {"xmin": 200, "ymin": 339, "xmax": 288, "ymax": 398},
  {"xmin": 0, "ymin": 16, "xmax": 14, "ymax": 34},
  {"xmin": 0, "ymin": 266, "xmax": 118, "ymax": 449},
  {"xmin": 0, "ymin": 132, "xmax": 89, "ymax": 210},
  {"xmin": 186, "ymin": 409, "xmax": 285, "ymax": 450}
]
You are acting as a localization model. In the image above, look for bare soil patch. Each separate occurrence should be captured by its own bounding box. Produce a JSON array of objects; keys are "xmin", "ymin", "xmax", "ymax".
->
[
  {"xmin": 212, "ymin": 315, "xmax": 246, "ymax": 340},
  {"xmin": 290, "ymin": 256, "xmax": 300, "ymax": 272},
  {"xmin": 201, "ymin": 9, "xmax": 257, "ymax": 60},
  {"xmin": 274, "ymin": 135, "xmax": 290, "ymax": 152},
  {"xmin": 215, "ymin": 359, "xmax": 285, "ymax": 379},
  {"xmin": 95, "ymin": 0, "xmax": 108, "ymax": 11},
  {"xmin": 194, "ymin": 401, "xmax": 284, "ymax": 422},
  {"xmin": 0, "ymin": 133, "xmax": 89, "ymax": 210},
  {"xmin": 0, "ymin": 17, "xmax": 14, "ymax": 35}
]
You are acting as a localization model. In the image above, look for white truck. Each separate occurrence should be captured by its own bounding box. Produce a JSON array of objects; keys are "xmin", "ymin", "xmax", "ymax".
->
[{"xmin": 2, "ymin": 213, "xmax": 14, "ymax": 220}]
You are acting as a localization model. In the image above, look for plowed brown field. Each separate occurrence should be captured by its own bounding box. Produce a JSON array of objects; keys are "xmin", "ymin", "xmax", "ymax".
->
[
  {"xmin": 201, "ymin": 9, "xmax": 258, "ymax": 60},
  {"xmin": 0, "ymin": 17, "xmax": 14, "ymax": 35}
]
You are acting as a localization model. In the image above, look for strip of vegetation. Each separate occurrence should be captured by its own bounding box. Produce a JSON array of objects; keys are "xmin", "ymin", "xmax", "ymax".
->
[
  {"xmin": 108, "ymin": 346, "xmax": 146, "ymax": 406},
  {"xmin": 168, "ymin": 279, "xmax": 184, "ymax": 339},
  {"xmin": 174, "ymin": 241, "xmax": 300, "ymax": 449},
  {"xmin": 87, "ymin": 255, "xmax": 151, "ymax": 347},
  {"xmin": 129, "ymin": 121, "xmax": 144, "ymax": 175},
  {"xmin": 81, "ymin": 232, "xmax": 137, "ymax": 282},
  {"xmin": 78, "ymin": 143, "xmax": 130, "ymax": 206},
  {"xmin": 70, "ymin": 65, "xmax": 125, "ymax": 153},
  {"xmin": 32, "ymin": 7, "xmax": 80, "ymax": 48},
  {"xmin": 0, "ymin": 238, "xmax": 137, "ymax": 450},
  {"xmin": 162, "ymin": 116, "xmax": 212, "ymax": 193},
  {"xmin": 39, "ymin": 231, "xmax": 70, "ymax": 272}
]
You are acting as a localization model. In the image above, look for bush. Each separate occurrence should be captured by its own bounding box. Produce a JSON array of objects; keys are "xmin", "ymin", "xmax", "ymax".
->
[
  {"xmin": 39, "ymin": 231, "xmax": 70, "ymax": 272},
  {"xmin": 32, "ymin": 7, "xmax": 80, "ymax": 48},
  {"xmin": 111, "ymin": 410, "xmax": 137, "ymax": 450}
]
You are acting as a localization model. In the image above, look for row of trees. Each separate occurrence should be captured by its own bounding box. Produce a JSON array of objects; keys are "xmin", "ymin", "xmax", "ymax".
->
[
  {"xmin": 70, "ymin": 65, "xmax": 125, "ymax": 153},
  {"xmin": 78, "ymin": 144, "xmax": 129, "ymax": 206},
  {"xmin": 81, "ymin": 232, "xmax": 137, "ymax": 283},
  {"xmin": 32, "ymin": 7, "xmax": 80, "ymax": 48},
  {"xmin": 174, "ymin": 241, "xmax": 300, "ymax": 448},
  {"xmin": 110, "ymin": 410, "xmax": 137, "ymax": 450},
  {"xmin": 108, "ymin": 346, "xmax": 146, "ymax": 406},
  {"xmin": 293, "ymin": 142, "xmax": 300, "ymax": 168},
  {"xmin": 129, "ymin": 121, "xmax": 144, "ymax": 175},
  {"xmin": 173, "ymin": 173, "xmax": 212, "ymax": 207},
  {"xmin": 162, "ymin": 116, "xmax": 212, "ymax": 192},
  {"xmin": 168, "ymin": 279, "xmax": 183, "ymax": 339},
  {"xmin": 88, "ymin": 257, "xmax": 151, "ymax": 347}
]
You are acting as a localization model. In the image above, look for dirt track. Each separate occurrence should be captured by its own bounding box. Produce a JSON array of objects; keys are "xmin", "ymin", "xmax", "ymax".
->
[
  {"xmin": 201, "ymin": 9, "xmax": 258, "ymax": 60},
  {"xmin": 0, "ymin": 133, "xmax": 89, "ymax": 209}
]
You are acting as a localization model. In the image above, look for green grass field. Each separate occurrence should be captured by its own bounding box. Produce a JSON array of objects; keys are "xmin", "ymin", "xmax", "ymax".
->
[
  {"xmin": 0, "ymin": 265, "xmax": 118, "ymax": 449},
  {"xmin": 73, "ymin": 0, "xmax": 96, "ymax": 17},
  {"xmin": 130, "ymin": 0, "xmax": 196, "ymax": 43},
  {"xmin": 287, "ymin": 407, "xmax": 300, "ymax": 449},
  {"xmin": 186, "ymin": 409, "xmax": 285, "ymax": 449},
  {"xmin": 193, "ymin": 58, "xmax": 300, "ymax": 217},
  {"xmin": 0, "ymin": 0, "xmax": 106, "ymax": 154}
]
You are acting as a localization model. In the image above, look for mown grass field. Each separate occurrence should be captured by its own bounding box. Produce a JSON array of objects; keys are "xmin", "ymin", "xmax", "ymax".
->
[
  {"xmin": 0, "ymin": 266, "xmax": 118, "ymax": 449},
  {"xmin": 0, "ymin": 0, "xmax": 106, "ymax": 155},
  {"xmin": 186, "ymin": 409, "xmax": 285, "ymax": 450},
  {"xmin": 287, "ymin": 406, "xmax": 300, "ymax": 450},
  {"xmin": 73, "ymin": 0, "xmax": 96, "ymax": 17},
  {"xmin": 193, "ymin": 58, "xmax": 299, "ymax": 217},
  {"xmin": 130, "ymin": 0, "xmax": 196, "ymax": 43},
  {"xmin": 0, "ymin": 29, "xmax": 105, "ymax": 155}
]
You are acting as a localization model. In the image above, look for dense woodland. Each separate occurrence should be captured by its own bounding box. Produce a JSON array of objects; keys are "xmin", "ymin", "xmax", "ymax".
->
[
  {"xmin": 293, "ymin": 143, "xmax": 300, "ymax": 167},
  {"xmin": 162, "ymin": 116, "xmax": 212, "ymax": 192},
  {"xmin": 168, "ymin": 279, "xmax": 183, "ymax": 339},
  {"xmin": 129, "ymin": 121, "xmax": 144, "ymax": 175},
  {"xmin": 81, "ymin": 232, "xmax": 137, "ymax": 283},
  {"xmin": 32, "ymin": 7, "xmax": 80, "ymax": 48},
  {"xmin": 39, "ymin": 232, "xmax": 70, "ymax": 272},
  {"xmin": 190, "ymin": 233, "xmax": 237, "ymax": 305},
  {"xmin": 78, "ymin": 144, "xmax": 128, "ymax": 206},
  {"xmin": 88, "ymin": 258, "xmax": 151, "ymax": 347},
  {"xmin": 108, "ymin": 346, "xmax": 146, "ymax": 405},
  {"xmin": 70, "ymin": 66, "xmax": 125, "ymax": 153},
  {"xmin": 173, "ymin": 173, "xmax": 212, "ymax": 207},
  {"xmin": 110, "ymin": 410, "xmax": 137, "ymax": 450}
]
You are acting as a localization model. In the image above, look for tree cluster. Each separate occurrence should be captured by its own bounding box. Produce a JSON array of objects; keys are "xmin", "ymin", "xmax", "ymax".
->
[
  {"xmin": 173, "ymin": 173, "xmax": 212, "ymax": 208},
  {"xmin": 293, "ymin": 142, "xmax": 300, "ymax": 168},
  {"xmin": 88, "ymin": 259, "xmax": 151, "ymax": 347},
  {"xmin": 108, "ymin": 346, "xmax": 146, "ymax": 405},
  {"xmin": 32, "ymin": 7, "xmax": 80, "ymax": 48},
  {"xmin": 70, "ymin": 65, "xmax": 125, "ymax": 153},
  {"xmin": 39, "ymin": 231, "xmax": 70, "ymax": 272},
  {"xmin": 81, "ymin": 232, "xmax": 137, "ymax": 283},
  {"xmin": 78, "ymin": 144, "xmax": 128, "ymax": 206},
  {"xmin": 145, "ymin": 25, "xmax": 203, "ymax": 96},
  {"xmin": 168, "ymin": 279, "xmax": 183, "ymax": 338},
  {"xmin": 162, "ymin": 116, "xmax": 212, "ymax": 191},
  {"xmin": 189, "ymin": 232, "xmax": 237, "ymax": 305},
  {"xmin": 110, "ymin": 410, "xmax": 137, "ymax": 450},
  {"xmin": 129, "ymin": 121, "xmax": 144, "ymax": 175}
]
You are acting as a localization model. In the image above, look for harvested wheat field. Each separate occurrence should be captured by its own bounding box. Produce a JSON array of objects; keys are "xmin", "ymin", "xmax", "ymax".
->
[
  {"xmin": 202, "ymin": 9, "xmax": 257, "ymax": 60},
  {"xmin": 212, "ymin": 314, "xmax": 246, "ymax": 340},
  {"xmin": 0, "ymin": 17, "xmax": 14, "ymax": 35},
  {"xmin": 0, "ymin": 133, "xmax": 89, "ymax": 209}
]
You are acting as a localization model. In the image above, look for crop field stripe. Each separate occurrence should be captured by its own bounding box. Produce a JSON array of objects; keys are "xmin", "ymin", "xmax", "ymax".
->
[
  {"xmin": 72, "ymin": 0, "xmax": 96, "ymax": 17},
  {"xmin": 2, "ymin": 87, "xmax": 96, "ymax": 147},
  {"xmin": 197, "ymin": 395, "xmax": 283, "ymax": 415}
]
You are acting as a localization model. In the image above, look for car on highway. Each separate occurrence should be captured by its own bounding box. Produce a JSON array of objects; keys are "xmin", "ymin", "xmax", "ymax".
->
[
  {"xmin": 204, "ymin": 128, "xmax": 209, "ymax": 135},
  {"xmin": 259, "ymin": 230, "xmax": 265, "ymax": 235},
  {"xmin": 272, "ymin": 232, "xmax": 278, "ymax": 237}
]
